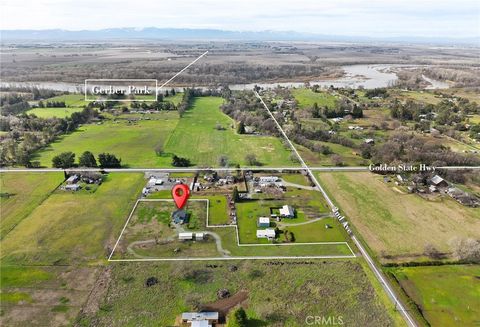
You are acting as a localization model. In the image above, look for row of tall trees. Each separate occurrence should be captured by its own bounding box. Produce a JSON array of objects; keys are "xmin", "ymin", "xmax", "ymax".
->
[{"xmin": 52, "ymin": 151, "xmax": 121, "ymax": 168}]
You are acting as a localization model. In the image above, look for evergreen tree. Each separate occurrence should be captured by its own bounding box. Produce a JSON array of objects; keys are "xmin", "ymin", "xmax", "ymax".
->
[
  {"xmin": 52, "ymin": 152, "xmax": 75, "ymax": 168},
  {"xmin": 237, "ymin": 121, "xmax": 246, "ymax": 134},
  {"xmin": 78, "ymin": 151, "xmax": 97, "ymax": 167},
  {"xmin": 227, "ymin": 307, "xmax": 248, "ymax": 327},
  {"xmin": 98, "ymin": 153, "xmax": 121, "ymax": 168}
]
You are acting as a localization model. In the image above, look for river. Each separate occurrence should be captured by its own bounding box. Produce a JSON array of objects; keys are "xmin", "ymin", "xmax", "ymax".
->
[{"xmin": 1, "ymin": 64, "xmax": 449, "ymax": 92}]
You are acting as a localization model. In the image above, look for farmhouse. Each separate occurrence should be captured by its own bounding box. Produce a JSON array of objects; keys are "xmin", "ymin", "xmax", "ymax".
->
[
  {"xmin": 259, "ymin": 176, "xmax": 280, "ymax": 183},
  {"xmin": 66, "ymin": 174, "xmax": 79, "ymax": 184},
  {"xmin": 172, "ymin": 210, "xmax": 188, "ymax": 224},
  {"xmin": 64, "ymin": 184, "xmax": 81, "ymax": 191},
  {"xmin": 279, "ymin": 205, "xmax": 295, "ymax": 218},
  {"xmin": 181, "ymin": 312, "xmax": 219, "ymax": 327},
  {"xmin": 256, "ymin": 229, "xmax": 276, "ymax": 240},
  {"xmin": 429, "ymin": 175, "xmax": 448, "ymax": 188},
  {"xmin": 258, "ymin": 217, "xmax": 270, "ymax": 227}
]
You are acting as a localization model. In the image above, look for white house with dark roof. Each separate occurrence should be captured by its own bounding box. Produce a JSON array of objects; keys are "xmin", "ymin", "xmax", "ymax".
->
[
  {"xmin": 429, "ymin": 175, "xmax": 448, "ymax": 188},
  {"xmin": 279, "ymin": 205, "xmax": 295, "ymax": 218}
]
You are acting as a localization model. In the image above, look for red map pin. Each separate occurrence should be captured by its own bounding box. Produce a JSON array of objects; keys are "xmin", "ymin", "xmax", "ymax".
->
[{"xmin": 172, "ymin": 184, "xmax": 190, "ymax": 209}]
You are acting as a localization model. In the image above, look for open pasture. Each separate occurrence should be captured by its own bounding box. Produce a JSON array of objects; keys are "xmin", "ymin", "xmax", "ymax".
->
[{"xmin": 317, "ymin": 172, "xmax": 480, "ymax": 262}]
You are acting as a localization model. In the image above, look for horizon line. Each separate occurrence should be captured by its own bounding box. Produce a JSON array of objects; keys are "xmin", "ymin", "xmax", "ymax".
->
[{"xmin": 1, "ymin": 27, "xmax": 478, "ymax": 42}]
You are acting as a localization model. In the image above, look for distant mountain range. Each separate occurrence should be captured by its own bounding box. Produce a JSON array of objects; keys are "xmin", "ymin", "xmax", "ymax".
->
[{"xmin": 1, "ymin": 27, "xmax": 478, "ymax": 45}]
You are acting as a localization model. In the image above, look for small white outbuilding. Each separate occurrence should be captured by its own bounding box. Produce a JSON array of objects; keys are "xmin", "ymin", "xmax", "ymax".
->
[{"xmin": 256, "ymin": 229, "xmax": 276, "ymax": 240}]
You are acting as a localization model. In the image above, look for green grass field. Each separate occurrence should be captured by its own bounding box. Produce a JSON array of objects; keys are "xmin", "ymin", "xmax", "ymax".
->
[
  {"xmin": 298, "ymin": 142, "xmax": 368, "ymax": 167},
  {"xmin": 280, "ymin": 173, "xmax": 311, "ymax": 186},
  {"xmin": 0, "ymin": 173, "xmax": 145, "ymax": 265},
  {"xmin": 292, "ymin": 88, "xmax": 338, "ymax": 108},
  {"xmin": 235, "ymin": 201, "xmax": 346, "ymax": 245},
  {"xmin": 398, "ymin": 90, "xmax": 442, "ymax": 105},
  {"xmin": 32, "ymin": 97, "xmax": 293, "ymax": 168},
  {"xmin": 163, "ymin": 92, "xmax": 183, "ymax": 105},
  {"xmin": 33, "ymin": 113, "xmax": 178, "ymax": 167},
  {"xmin": 164, "ymin": 97, "xmax": 294, "ymax": 167},
  {"xmin": 114, "ymin": 200, "xmax": 219, "ymax": 259},
  {"xmin": 318, "ymin": 172, "xmax": 480, "ymax": 262},
  {"xmin": 390, "ymin": 265, "xmax": 480, "ymax": 326},
  {"xmin": 236, "ymin": 187, "xmax": 332, "ymax": 244},
  {"xmin": 0, "ymin": 173, "xmax": 63, "ymax": 239},
  {"xmin": 110, "ymin": 185, "xmax": 352, "ymax": 259},
  {"xmin": 89, "ymin": 260, "xmax": 397, "ymax": 326},
  {"xmin": 24, "ymin": 94, "xmax": 89, "ymax": 118},
  {"xmin": 204, "ymin": 195, "xmax": 229, "ymax": 225},
  {"xmin": 0, "ymin": 171, "xmax": 400, "ymax": 326},
  {"xmin": 44, "ymin": 94, "xmax": 89, "ymax": 107},
  {"xmin": 26, "ymin": 107, "xmax": 85, "ymax": 118},
  {"xmin": 285, "ymin": 218, "xmax": 348, "ymax": 243}
]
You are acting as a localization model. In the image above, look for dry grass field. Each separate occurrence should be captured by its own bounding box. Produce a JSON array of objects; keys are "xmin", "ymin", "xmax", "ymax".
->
[{"xmin": 318, "ymin": 172, "xmax": 480, "ymax": 262}]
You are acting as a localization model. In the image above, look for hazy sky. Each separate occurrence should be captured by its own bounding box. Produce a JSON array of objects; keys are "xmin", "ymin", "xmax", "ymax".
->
[{"xmin": 1, "ymin": 0, "xmax": 479, "ymax": 38}]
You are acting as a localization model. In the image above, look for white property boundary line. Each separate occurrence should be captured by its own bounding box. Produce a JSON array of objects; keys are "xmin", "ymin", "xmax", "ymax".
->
[
  {"xmin": 108, "ymin": 255, "xmax": 354, "ymax": 262},
  {"xmin": 254, "ymin": 91, "xmax": 417, "ymax": 327},
  {"xmin": 108, "ymin": 198, "xmax": 208, "ymax": 260},
  {"xmin": 205, "ymin": 202, "xmax": 354, "ymax": 253},
  {"xmin": 108, "ymin": 198, "xmax": 355, "ymax": 261}
]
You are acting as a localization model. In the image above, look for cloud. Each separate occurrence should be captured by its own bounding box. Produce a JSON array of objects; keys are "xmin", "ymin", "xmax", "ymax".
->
[{"xmin": 1, "ymin": 0, "xmax": 478, "ymax": 38}]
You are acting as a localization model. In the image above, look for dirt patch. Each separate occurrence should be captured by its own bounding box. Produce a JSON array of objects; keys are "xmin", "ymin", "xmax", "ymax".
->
[
  {"xmin": 200, "ymin": 290, "xmax": 248, "ymax": 317},
  {"xmin": 60, "ymin": 267, "xmax": 99, "ymax": 291},
  {"xmin": 1, "ymin": 307, "xmax": 44, "ymax": 326},
  {"xmin": 79, "ymin": 267, "xmax": 111, "ymax": 316}
]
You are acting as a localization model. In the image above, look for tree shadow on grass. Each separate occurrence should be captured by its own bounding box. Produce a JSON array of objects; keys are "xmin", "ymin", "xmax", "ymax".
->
[{"xmin": 247, "ymin": 318, "xmax": 268, "ymax": 327}]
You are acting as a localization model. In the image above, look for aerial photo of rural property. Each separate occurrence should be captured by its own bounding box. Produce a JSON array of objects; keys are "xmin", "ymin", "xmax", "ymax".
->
[{"xmin": 0, "ymin": 1, "xmax": 479, "ymax": 326}]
